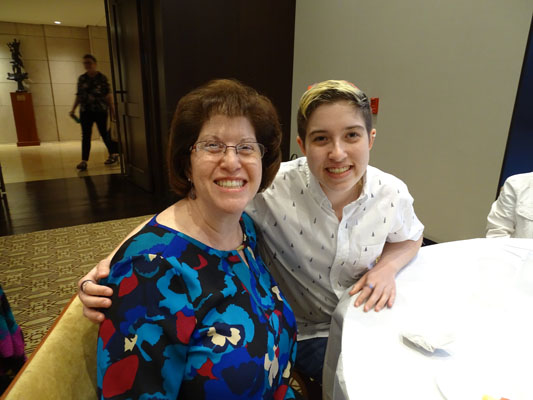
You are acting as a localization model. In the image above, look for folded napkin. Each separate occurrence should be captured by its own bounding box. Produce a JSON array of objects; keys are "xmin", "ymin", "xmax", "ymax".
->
[{"xmin": 402, "ymin": 330, "xmax": 455, "ymax": 353}]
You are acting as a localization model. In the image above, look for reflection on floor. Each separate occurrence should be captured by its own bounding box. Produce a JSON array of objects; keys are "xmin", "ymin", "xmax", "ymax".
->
[
  {"xmin": 0, "ymin": 174, "xmax": 169, "ymax": 236},
  {"xmin": 0, "ymin": 140, "xmax": 120, "ymax": 184}
]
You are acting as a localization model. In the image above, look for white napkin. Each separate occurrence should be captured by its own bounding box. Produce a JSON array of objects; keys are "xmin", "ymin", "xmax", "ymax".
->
[{"xmin": 402, "ymin": 329, "xmax": 455, "ymax": 353}]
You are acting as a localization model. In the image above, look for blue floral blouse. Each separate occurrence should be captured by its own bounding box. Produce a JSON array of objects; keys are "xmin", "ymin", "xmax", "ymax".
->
[{"xmin": 97, "ymin": 213, "xmax": 297, "ymax": 399}]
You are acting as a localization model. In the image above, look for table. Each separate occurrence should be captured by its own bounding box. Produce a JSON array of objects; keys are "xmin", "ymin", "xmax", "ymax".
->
[{"xmin": 323, "ymin": 238, "xmax": 533, "ymax": 400}]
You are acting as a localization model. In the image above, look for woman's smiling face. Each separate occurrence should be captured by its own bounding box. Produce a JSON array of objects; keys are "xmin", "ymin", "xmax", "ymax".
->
[
  {"xmin": 297, "ymin": 101, "xmax": 375, "ymax": 203},
  {"xmin": 189, "ymin": 114, "xmax": 262, "ymax": 217}
]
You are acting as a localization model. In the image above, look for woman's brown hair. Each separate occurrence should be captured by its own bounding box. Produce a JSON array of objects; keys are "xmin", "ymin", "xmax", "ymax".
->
[{"xmin": 167, "ymin": 79, "xmax": 282, "ymax": 197}]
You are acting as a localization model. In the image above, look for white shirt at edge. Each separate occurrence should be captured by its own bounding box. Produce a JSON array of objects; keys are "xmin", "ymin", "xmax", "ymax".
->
[
  {"xmin": 486, "ymin": 172, "xmax": 533, "ymax": 238},
  {"xmin": 246, "ymin": 157, "xmax": 424, "ymax": 340}
]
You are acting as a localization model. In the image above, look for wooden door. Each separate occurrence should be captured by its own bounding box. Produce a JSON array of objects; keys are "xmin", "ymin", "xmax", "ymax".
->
[
  {"xmin": 107, "ymin": 0, "xmax": 153, "ymax": 192},
  {"xmin": 154, "ymin": 0, "xmax": 296, "ymax": 162}
]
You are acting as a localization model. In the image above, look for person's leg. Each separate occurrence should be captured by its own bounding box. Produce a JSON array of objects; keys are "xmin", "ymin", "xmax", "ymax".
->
[
  {"xmin": 105, "ymin": 138, "xmax": 119, "ymax": 163},
  {"xmin": 94, "ymin": 111, "xmax": 118, "ymax": 156},
  {"xmin": 295, "ymin": 337, "xmax": 328, "ymax": 383},
  {"xmin": 293, "ymin": 337, "xmax": 327, "ymax": 400},
  {"xmin": 79, "ymin": 111, "xmax": 94, "ymax": 169},
  {"xmin": 109, "ymin": 138, "xmax": 119, "ymax": 156}
]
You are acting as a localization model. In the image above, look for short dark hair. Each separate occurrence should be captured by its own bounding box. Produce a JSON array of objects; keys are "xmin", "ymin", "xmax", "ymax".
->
[
  {"xmin": 83, "ymin": 54, "xmax": 97, "ymax": 63},
  {"xmin": 297, "ymin": 80, "xmax": 372, "ymax": 144},
  {"xmin": 167, "ymin": 79, "xmax": 282, "ymax": 197}
]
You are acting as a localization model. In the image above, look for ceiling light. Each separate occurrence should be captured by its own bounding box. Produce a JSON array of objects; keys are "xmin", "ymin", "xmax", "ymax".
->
[{"xmin": 54, "ymin": 21, "xmax": 61, "ymax": 25}]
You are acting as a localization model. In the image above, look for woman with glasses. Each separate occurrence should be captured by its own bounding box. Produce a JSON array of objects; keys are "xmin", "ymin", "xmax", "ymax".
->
[{"xmin": 94, "ymin": 79, "xmax": 297, "ymax": 399}]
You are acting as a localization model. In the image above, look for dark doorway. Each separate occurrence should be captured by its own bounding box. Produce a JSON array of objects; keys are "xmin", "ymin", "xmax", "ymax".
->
[
  {"xmin": 154, "ymin": 0, "xmax": 296, "ymax": 162},
  {"xmin": 105, "ymin": 0, "xmax": 296, "ymax": 196},
  {"xmin": 107, "ymin": 0, "xmax": 155, "ymax": 192},
  {"xmin": 497, "ymin": 15, "xmax": 533, "ymax": 192}
]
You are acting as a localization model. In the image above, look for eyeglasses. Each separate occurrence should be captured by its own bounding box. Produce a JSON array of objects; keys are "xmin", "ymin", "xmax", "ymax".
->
[{"xmin": 190, "ymin": 141, "xmax": 266, "ymax": 159}]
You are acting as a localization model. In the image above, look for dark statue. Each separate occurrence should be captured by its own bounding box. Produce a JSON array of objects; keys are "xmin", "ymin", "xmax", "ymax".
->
[{"xmin": 7, "ymin": 39, "xmax": 29, "ymax": 92}]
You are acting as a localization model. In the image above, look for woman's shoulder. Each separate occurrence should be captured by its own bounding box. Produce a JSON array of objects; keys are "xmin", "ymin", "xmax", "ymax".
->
[
  {"xmin": 133, "ymin": 216, "xmax": 178, "ymax": 243},
  {"xmin": 106, "ymin": 221, "xmax": 195, "ymax": 288},
  {"xmin": 110, "ymin": 219, "xmax": 181, "ymax": 263}
]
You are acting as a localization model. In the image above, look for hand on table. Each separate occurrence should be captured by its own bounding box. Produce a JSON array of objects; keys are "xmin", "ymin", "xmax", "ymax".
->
[
  {"xmin": 77, "ymin": 258, "xmax": 113, "ymax": 323},
  {"xmin": 349, "ymin": 266, "xmax": 397, "ymax": 312}
]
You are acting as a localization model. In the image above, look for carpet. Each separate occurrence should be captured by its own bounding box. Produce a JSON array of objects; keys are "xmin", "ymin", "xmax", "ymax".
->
[{"xmin": 0, "ymin": 215, "xmax": 152, "ymax": 356}]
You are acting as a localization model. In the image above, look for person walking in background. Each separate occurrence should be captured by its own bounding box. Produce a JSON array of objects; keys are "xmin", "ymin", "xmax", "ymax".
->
[{"xmin": 70, "ymin": 54, "xmax": 119, "ymax": 171}]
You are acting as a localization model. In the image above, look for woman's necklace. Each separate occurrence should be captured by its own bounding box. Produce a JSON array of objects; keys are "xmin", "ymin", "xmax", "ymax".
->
[{"xmin": 236, "ymin": 229, "xmax": 247, "ymax": 251}]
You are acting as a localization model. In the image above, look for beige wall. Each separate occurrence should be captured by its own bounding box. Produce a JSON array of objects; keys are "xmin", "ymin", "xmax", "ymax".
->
[
  {"xmin": 0, "ymin": 22, "xmax": 109, "ymax": 143},
  {"xmin": 291, "ymin": 0, "xmax": 533, "ymax": 242}
]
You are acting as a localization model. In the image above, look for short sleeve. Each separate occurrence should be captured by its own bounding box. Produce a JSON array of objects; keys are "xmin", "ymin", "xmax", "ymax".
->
[
  {"xmin": 97, "ymin": 253, "xmax": 195, "ymax": 399},
  {"xmin": 486, "ymin": 179, "xmax": 517, "ymax": 238},
  {"xmin": 386, "ymin": 186, "xmax": 424, "ymax": 243}
]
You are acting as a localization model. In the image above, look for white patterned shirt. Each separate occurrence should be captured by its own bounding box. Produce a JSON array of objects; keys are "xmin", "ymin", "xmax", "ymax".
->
[{"xmin": 246, "ymin": 157, "xmax": 424, "ymax": 340}]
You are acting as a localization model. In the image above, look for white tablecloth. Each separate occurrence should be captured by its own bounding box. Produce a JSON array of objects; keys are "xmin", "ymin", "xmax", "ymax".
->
[{"xmin": 323, "ymin": 238, "xmax": 533, "ymax": 400}]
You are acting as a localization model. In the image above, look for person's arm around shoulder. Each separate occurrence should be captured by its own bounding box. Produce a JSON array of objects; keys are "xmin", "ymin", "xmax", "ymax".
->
[
  {"xmin": 486, "ymin": 178, "xmax": 517, "ymax": 238},
  {"xmin": 78, "ymin": 218, "xmax": 151, "ymax": 322}
]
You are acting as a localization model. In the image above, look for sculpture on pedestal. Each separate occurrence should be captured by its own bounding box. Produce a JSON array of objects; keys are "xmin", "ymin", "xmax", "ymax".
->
[
  {"xmin": 7, "ymin": 38, "xmax": 39, "ymax": 146},
  {"xmin": 6, "ymin": 39, "xmax": 29, "ymax": 92}
]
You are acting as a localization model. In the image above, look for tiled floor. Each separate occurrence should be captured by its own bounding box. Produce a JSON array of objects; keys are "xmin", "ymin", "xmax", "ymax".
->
[{"xmin": 0, "ymin": 140, "xmax": 121, "ymax": 184}]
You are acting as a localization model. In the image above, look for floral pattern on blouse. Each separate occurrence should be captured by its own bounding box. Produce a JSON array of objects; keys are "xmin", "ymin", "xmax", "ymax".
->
[{"xmin": 97, "ymin": 213, "xmax": 297, "ymax": 399}]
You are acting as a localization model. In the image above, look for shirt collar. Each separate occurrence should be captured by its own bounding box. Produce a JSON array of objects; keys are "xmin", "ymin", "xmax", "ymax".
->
[
  {"xmin": 358, "ymin": 170, "xmax": 370, "ymax": 203},
  {"xmin": 305, "ymin": 162, "xmax": 331, "ymax": 209},
  {"xmin": 342, "ymin": 170, "xmax": 369, "ymax": 214}
]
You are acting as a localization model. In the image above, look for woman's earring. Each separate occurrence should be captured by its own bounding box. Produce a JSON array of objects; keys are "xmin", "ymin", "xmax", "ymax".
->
[{"xmin": 188, "ymin": 178, "xmax": 196, "ymax": 200}]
